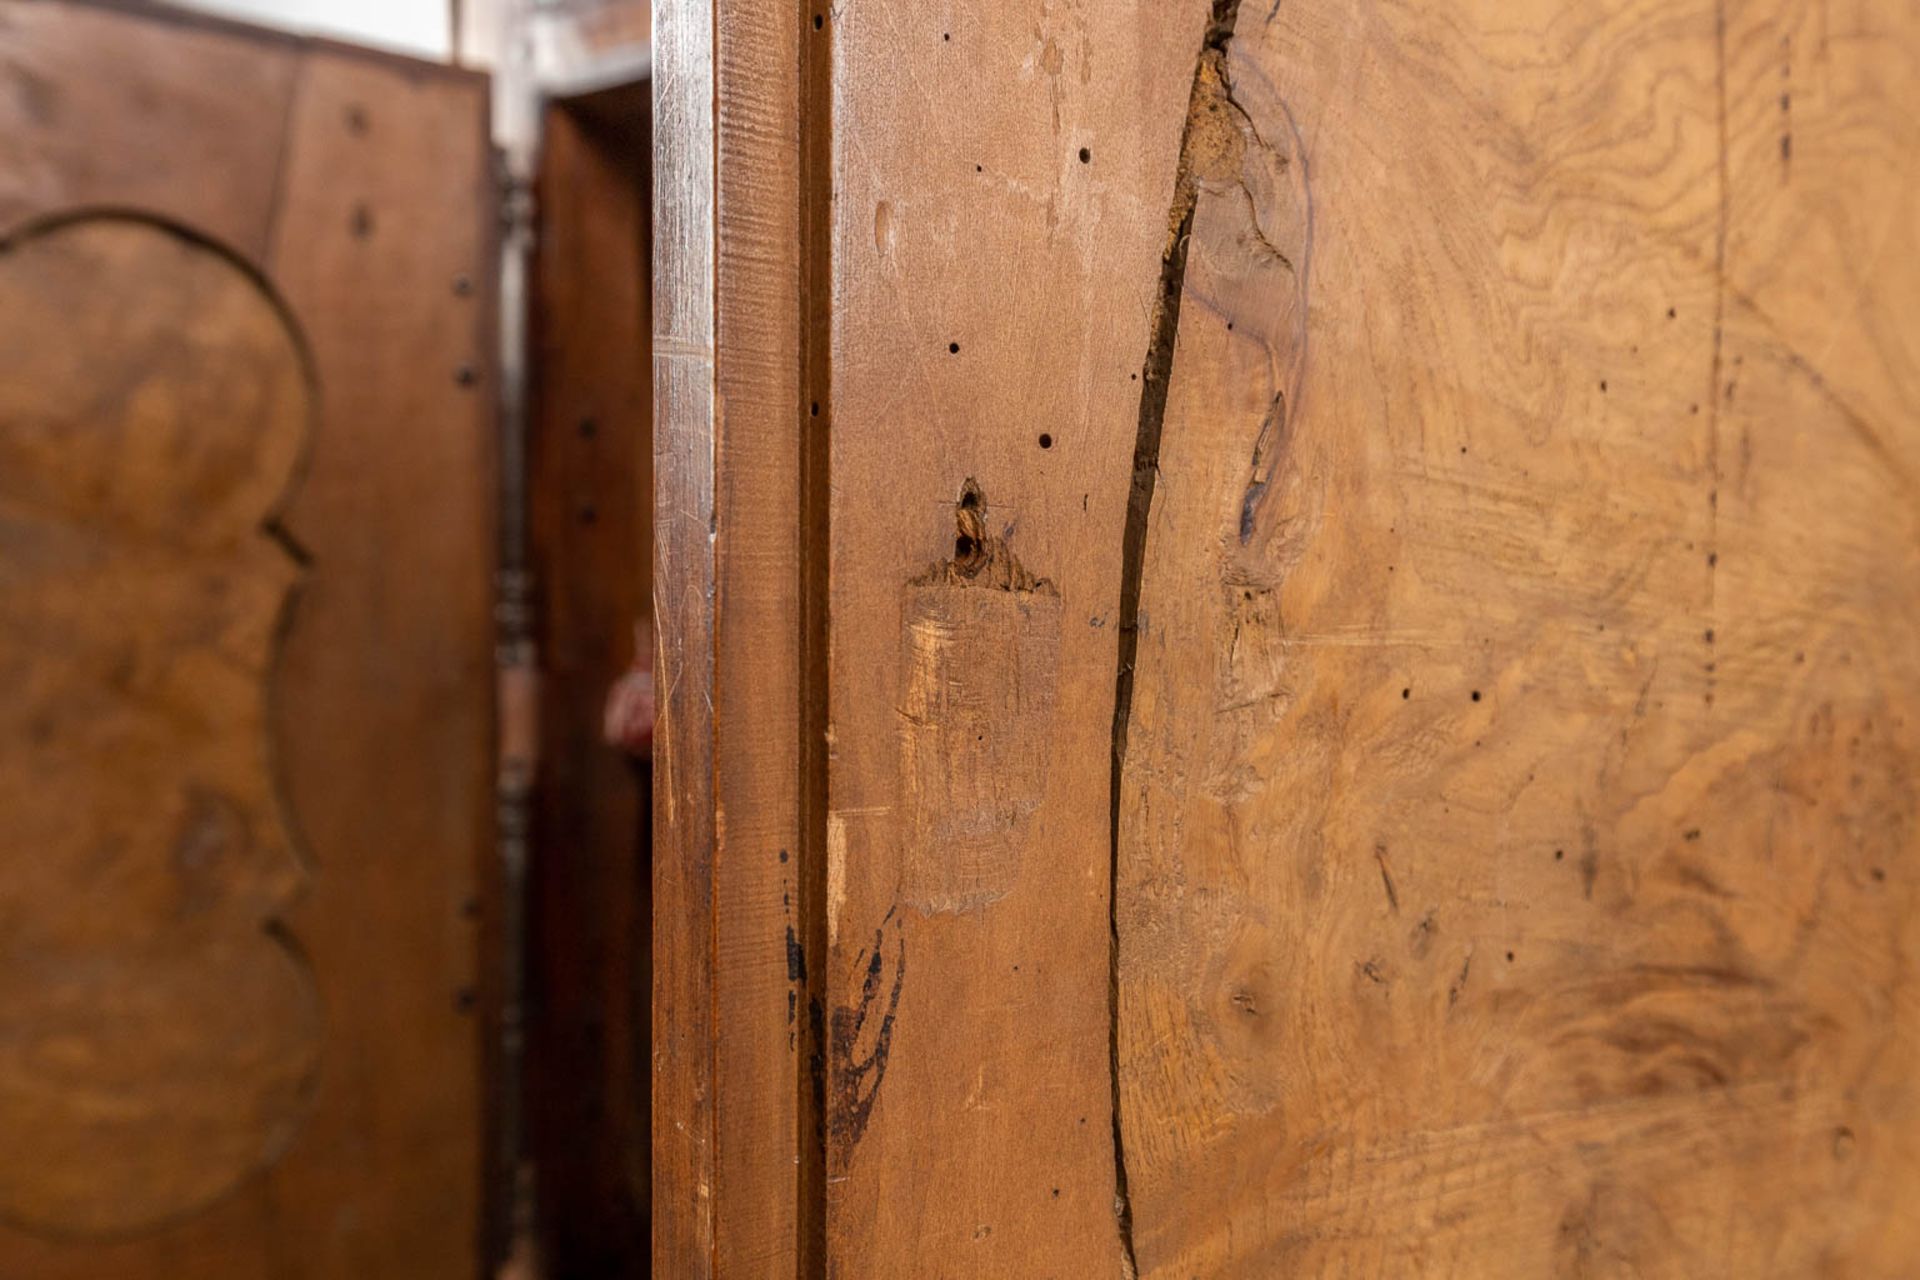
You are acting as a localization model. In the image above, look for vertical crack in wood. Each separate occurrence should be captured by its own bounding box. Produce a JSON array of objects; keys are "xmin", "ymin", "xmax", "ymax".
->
[
  {"xmin": 1107, "ymin": 2, "xmax": 1242, "ymax": 1273},
  {"xmin": 799, "ymin": 0, "xmax": 835, "ymax": 1271}
]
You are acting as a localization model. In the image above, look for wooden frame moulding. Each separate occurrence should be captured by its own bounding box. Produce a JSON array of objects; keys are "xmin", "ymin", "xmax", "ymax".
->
[{"xmin": 652, "ymin": 0, "xmax": 827, "ymax": 1273}]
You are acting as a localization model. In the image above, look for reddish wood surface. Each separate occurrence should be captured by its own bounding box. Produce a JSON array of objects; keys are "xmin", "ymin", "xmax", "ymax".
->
[{"xmin": 0, "ymin": 0, "xmax": 299, "ymax": 264}]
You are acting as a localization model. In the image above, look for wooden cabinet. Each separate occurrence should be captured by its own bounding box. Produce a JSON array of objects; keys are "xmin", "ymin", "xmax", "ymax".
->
[{"xmin": 659, "ymin": 0, "xmax": 1920, "ymax": 1274}]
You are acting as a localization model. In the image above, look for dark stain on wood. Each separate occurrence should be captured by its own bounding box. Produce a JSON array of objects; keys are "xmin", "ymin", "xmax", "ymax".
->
[{"xmin": 828, "ymin": 920, "xmax": 907, "ymax": 1172}]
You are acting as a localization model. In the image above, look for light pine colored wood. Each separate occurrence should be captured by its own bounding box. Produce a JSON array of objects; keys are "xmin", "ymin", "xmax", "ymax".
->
[{"xmin": 1117, "ymin": 0, "xmax": 1920, "ymax": 1275}]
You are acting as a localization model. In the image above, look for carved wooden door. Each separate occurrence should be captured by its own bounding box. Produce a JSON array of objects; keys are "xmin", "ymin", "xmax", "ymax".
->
[{"xmin": 0, "ymin": 2, "xmax": 494, "ymax": 1276}]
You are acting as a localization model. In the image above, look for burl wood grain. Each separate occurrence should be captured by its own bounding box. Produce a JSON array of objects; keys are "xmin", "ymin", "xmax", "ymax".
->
[
  {"xmin": 1117, "ymin": 0, "xmax": 1920, "ymax": 1275},
  {"xmin": 0, "ymin": 7, "xmax": 494, "ymax": 1275},
  {"xmin": 0, "ymin": 214, "xmax": 318, "ymax": 1238}
]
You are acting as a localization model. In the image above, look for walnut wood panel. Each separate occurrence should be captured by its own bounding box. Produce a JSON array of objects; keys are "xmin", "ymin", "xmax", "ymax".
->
[
  {"xmin": 823, "ymin": 2, "xmax": 1209, "ymax": 1272},
  {"xmin": 0, "ymin": 213, "xmax": 318, "ymax": 1241},
  {"xmin": 0, "ymin": 5, "xmax": 494, "ymax": 1276},
  {"xmin": 0, "ymin": 0, "xmax": 299, "ymax": 263},
  {"xmin": 262, "ymin": 47, "xmax": 494, "ymax": 1280},
  {"xmin": 528, "ymin": 93, "xmax": 651, "ymax": 1279},
  {"xmin": 709, "ymin": 0, "xmax": 817, "ymax": 1274},
  {"xmin": 1116, "ymin": 0, "xmax": 1920, "ymax": 1275}
]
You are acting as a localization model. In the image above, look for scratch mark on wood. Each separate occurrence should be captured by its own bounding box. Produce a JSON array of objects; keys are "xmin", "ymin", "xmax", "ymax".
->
[{"xmin": 1375, "ymin": 843, "xmax": 1402, "ymax": 914}]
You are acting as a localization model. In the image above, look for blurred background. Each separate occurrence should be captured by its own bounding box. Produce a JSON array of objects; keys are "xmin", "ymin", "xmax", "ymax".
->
[
  {"xmin": 0, "ymin": 1, "xmax": 653, "ymax": 1276},
  {"xmin": 174, "ymin": 0, "xmax": 451, "ymax": 56}
]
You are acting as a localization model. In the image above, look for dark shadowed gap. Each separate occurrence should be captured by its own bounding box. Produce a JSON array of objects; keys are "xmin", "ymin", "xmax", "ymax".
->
[{"xmin": 798, "ymin": 0, "xmax": 835, "ymax": 1273}]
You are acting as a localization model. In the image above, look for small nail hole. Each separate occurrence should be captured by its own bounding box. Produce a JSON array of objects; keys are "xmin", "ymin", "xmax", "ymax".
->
[
  {"xmin": 948, "ymin": 341, "xmax": 960, "ymax": 354},
  {"xmin": 1038, "ymin": 433, "xmax": 1053, "ymax": 449},
  {"xmin": 1079, "ymin": 147, "xmax": 1091, "ymax": 163}
]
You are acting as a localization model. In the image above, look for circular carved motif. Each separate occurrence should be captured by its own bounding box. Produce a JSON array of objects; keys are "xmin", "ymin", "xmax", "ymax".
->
[{"xmin": 0, "ymin": 213, "xmax": 320, "ymax": 1238}]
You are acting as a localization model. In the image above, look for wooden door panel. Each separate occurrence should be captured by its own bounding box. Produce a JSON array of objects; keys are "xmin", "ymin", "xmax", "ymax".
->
[
  {"xmin": 0, "ymin": 4, "xmax": 494, "ymax": 1276},
  {"xmin": 823, "ymin": 3, "xmax": 1206, "ymax": 1272},
  {"xmin": 1115, "ymin": 1, "xmax": 1920, "ymax": 1275},
  {"xmin": 0, "ymin": 0, "xmax": 298, "ymax": 263}
]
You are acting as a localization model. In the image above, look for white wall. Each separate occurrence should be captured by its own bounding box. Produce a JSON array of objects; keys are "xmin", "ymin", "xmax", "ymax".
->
[{"xmin": 170, "ymin": 0, "xmax": 452, "ymax": 59}]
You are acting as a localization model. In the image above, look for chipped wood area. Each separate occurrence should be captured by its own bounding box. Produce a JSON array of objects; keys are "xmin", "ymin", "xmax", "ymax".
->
[
  {"xmin": 0, "ymin": 213, "xmax": 317, "ymax": 1240},
  {"xmin": 899, "ymin": 484, "xmax": 1062, "ymax": 916},
  {"xmin": 1117, "ymin": 0, "xmax": 1920, "ymax": 1275}
]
